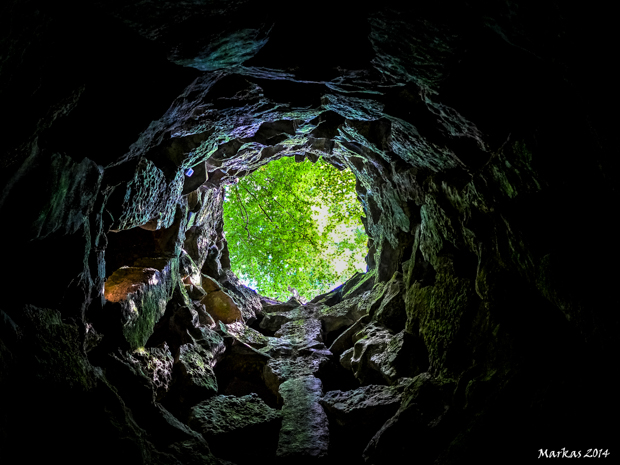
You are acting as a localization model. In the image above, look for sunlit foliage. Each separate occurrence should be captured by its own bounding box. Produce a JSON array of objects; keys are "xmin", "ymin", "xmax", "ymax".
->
[{"xmin": 223, "ymin": 155, "xmax": 367, "ymax": 301}]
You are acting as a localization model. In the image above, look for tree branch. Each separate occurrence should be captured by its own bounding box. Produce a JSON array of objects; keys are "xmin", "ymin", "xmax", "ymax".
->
[
  {"xmin": 241, "ymin": 184, "xmax": 320, "ymax": 248},
  {"xmin": 240, "ymin": 184, "xmax": 276, "ymax": 224},
  {"xmin": 235, "ymin": 185, "xmax": 253, "ymax": 240}
]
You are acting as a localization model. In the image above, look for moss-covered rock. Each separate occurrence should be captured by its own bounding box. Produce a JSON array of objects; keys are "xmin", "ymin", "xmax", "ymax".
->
[
  {"xmin": 277, "ymin": 376, "xmax": 329, "ymax": 460},
  {"xmin": 406, "ymin": 259, "xmax": 478, "ymax": 378},
  {"xmin": 189, "ymin": 393, "xmax": 281, "ymax": 462}
]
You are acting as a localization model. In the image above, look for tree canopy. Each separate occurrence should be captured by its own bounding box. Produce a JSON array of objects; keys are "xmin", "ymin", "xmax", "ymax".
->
[{"xmin": 222, "ymin": 155, "xmax": 367, "ymax": 301}]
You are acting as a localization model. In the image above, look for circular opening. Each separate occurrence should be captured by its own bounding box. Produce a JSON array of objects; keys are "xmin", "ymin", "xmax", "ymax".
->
[{"xmin": 223, "ymin": 154, "xmax": 368, "ymax": 301}]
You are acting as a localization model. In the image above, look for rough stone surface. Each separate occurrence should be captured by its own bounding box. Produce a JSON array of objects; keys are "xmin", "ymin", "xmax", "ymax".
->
[
  {"xmin": 189, "ymin": 393, "xmax": 281, "ymax": 462},
  {"xmin": 200, "ymin": 290, "xmax": 243, "ymax": 324},
  {"xmin": 1, "ymin": 2, "xmax": 617, "ymax": 464},
  {"xmin": 372, "ymin": 272, "xmax": 407, "ymax": 332},
  {"xmin": 123, "ymin": 344, "xmax": 175, "ymax": 402},
  {"xmin": 342, "ymin": 320, "xmax": 428, "ymax": 387},
  {"xmin": 104, "ymin": 259, "xmax": 177, "ymax": 351},
  {"xmin": 277, "ymin": 376, "xmax": 329, "ymax": 460},
  {"xmin": 321, "ymin": 384, "xmax": 404, "ymax": 427},
  {"xmin": 189, "ymin": 393, "xmax": 281, "ymax": 435},
  {"xmin": 321, "ymin": 384, "xmax": 406, "ymax": 462},
  {"xmin": 259, "ymin": 303, "xmax": 322, "ymax": 333},
  {"xmin": 363, "ymin": 373, "xmax": 455, "ymax": 465},
  {"xmin": 318, "ymin": 295, "xmax": 367, "ymax": 337},
  {"xmin": 175, "ymin": 343, "xmax": 218, "ymax": 399},
  {"xmin": 328, "ymin": 315, "xmax": 369, "ymax": 357}
]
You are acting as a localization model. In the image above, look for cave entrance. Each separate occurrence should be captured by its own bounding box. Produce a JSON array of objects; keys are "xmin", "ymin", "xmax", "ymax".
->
[{"xmin": 222, "ymin": 154, "xmax": 368, "ymax": 302}]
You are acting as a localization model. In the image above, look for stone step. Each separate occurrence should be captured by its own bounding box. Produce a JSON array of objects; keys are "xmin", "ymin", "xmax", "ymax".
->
[{"xmin": 276, "ymin": 376, "xmax": 329, "ymax": 462}]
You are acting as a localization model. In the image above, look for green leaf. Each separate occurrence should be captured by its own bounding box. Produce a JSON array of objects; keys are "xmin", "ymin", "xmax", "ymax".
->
[{"xmin": 223, "ymin": 155, "xmax": 367, "ymax": 300}]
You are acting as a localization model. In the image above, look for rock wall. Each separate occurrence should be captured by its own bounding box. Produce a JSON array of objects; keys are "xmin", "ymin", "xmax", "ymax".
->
[{"xmin": 1, "ymin": 1, "xmax": 617, "ymax": 464}]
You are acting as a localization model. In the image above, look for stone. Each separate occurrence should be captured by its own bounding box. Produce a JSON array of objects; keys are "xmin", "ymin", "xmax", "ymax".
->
[
  {"xmin": 195, "ymin": 304, "xmax": 216, "ymax": 328},
  {"xmin": 128, "ymin": 344, "xmax": 175, "ymax": 402},
  {"xmin": 260, "ymin": 295, "xmax": 285, "ymax": 308},
  {"xmin": 340, "ymin": 324, "xmax": 425, "ymax": 385},
  {"xmin": 259, "ymin": 304, "xmax": 333, "ymax": 401},
  {"xmin": 320, "ymin": 384, "xmax": 405, "ymax": 459},
  {"xmin": 201, "ymin": 274, "xmax": 221, "ymax": 292},
  {"xmin": 259, "ymin": 304, "xmax": 313, "ymax": 333},
  {"xmin": 219, "ymin": 320, "xmax": 275, "ymax": 352},
  {"xmin": 277, "ymin": 376, "xmax": 329, "ymax": 460},
  {"xmin": 219, "ymin": 270, "xmax": 261, "ymax": 323},
  {"xmin": 185, "ymin": 284, "xmax": 207, "ymax": 301},
  {"xmin": 264, "ymin": 354, "xmax": 331, "ymax": 399},
  {"xmin": 106, "ymin": 157, "xmax": 184, "ymax": 232},
  {"xmin": 188, "ymin": 326, "xmax": 226, "ymax": 361},
  {"xmin": 405, "ymin": 259, "xmax": 477, "ymax": 378},
  {"xmin": 372, "ymin": 272, "xmax": 407, "ymax": 332},
  {"xmin": 174, "ymin": 343, "xmax": 218, "ymax": 402},
  {"xmin": 189, "ymin": 393, "xmax": 281, "ymax": 435},
  {"xmin": 199, "ymin": 290, "xmax": 243, "ymax": 324},
  {"xmin": 104, "ymin": 266, "xmax": 162, "ymax": 303},
  {"xmin": 274, "ymin": 318, "xmax": 324, "ymax": 348},
  {"xmin": 103, "ymin": 259, "xmax": 176, "ymax": 351},
  {"xmin": 188, "ymin": 393, "xmax": 282, "ymax": 462},
  {"xmin": 167, "ymin": 305, "xmax": 200, "ymax": 340},
  {"xmin": 310, "ymin": 283, "xmax": 344, "ymax": 306},
  {"xmin": 160, "ymin": 311, "xmax": 225, "ymax": 407},
  {"xmin": 213, "ymin": 341, "xmax": 274, "ymax": 407},
  {"xmin": 321, "ymin": 384, "xmax": 404, "ymax": 428},
  {"xmin": 362, "ymin": 373, "xmax": 455, "ymax": 465},
  {"xmin": 180, "ymin": 250, "xmax": 202, "ymax": 287},
  {"xmin": 328, "ymin": 315, "xmax": 370, "ymax": 357},
  {"xmin": 262, "ymin": 302, "xmax": 303, "ymax": 313},
  {"xmin": 341, "ymin": 269, "xmax": 377, "ymax": 300},
  {"xmin": 317, "ymin": 295, "xmax": 368, "ymax": 337}
]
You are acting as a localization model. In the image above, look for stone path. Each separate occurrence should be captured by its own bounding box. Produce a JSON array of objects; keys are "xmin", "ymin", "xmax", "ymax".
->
[{"xmin": 260, "ymin": 302, "xmax": 332, "ymax": 461}]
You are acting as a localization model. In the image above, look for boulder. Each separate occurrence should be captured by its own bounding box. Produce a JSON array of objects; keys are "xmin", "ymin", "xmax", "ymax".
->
[
  {"xmin": 128, "ymin": 344, "xmax": 174, "ymax": 402},
  {"xmin": 195, "ymin": 304, "xmax": 216, "ymax": 328},
  {"xmin": 103, "ymin": 259, "xmax": 176, "ymax": 351},
  {"xmin": 264, "ymin": 354, "xmax": 331, "ymax": 399},
  {"xmin": 329, "ymin": 315, "xmax": 370, "ymax": 357},
  {"xmin": 188, "ymin": 393, "xmax": 282, "ymax": 462},
  {"xmin": 221, "ymin": 270, "xmax": 261, "ymax": 324},
  {"xmin": 317, "ymin": 295, "xmax": 368, "ymax": 337},
  {"xmin": 277, "ymin": 376, "xmax": 329, "ymax": 460},
  {"xmin": 174, "ymin": 343, "xmax": 218, "ymax": 403},
  {"xmin": 320, "ymin": 384, "xmax": 406, "ymax": 459},
  {"xmin": 260, "ymin": 306, "xmax": 332, "ymax": 400},
  {"xmin": 201, "ymin": 274, "xmax": 222, "ymax": 292},
  {"xmin": 262, "ymin": 302, "xmax": 303, "ymax": 313},
  {"xmin": 259, "ymin": 303, "xmax": 322, "ymax": 333},
  {"xmin": 185, "ymin": 284, "xmax": 207, "ymax": 301},
  {"xmin": 104, "ymin": 267, "xmax": 161, "ymax": 303},
  {"xmin": 363, "ymin": 373, "xmax": 455, "ymax": 465},
  {"xmin": 274, "ymin": 318, "xmax": 324, "ymax": 348},
  {"xmin": 180, "ymin": 250, "xmax": 202, "ymax": 287},
  {"xmin": 310, "ymin": 283, "xmax": 344, "ymax": 306},
  {"xmin": 219, "ymin": 320, "xmax": 275, "ymax": 352},
  {"xmin": 372, "ymin": 272, "xmax": 407, "ymax": 332},
  {"xmin": 200, "ymin": 290, "xmax": 243, "ymax": 324},
  {"xmin": 320, "ymin": 384, "xmax": 404, "ymax": 428},
  {"xmin": 340, "ymin": 324, "xmax": 427, "ymax": 385},
  {"xmin": 341, "ymin": 269, "xmax": 377, "ymax": 300}
]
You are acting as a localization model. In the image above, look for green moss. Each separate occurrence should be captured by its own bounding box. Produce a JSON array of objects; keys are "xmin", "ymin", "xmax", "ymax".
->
[
  {"xmin": 406, "ymin": 265, "xmax": 476, "ymax": 378},
  {"xmin": 22, "ymin": 306, "xmax": 94, "ymax": 390},
  {"xmin": 122, "ymin": 259, "xmax": 177, "ymax": 351}
]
